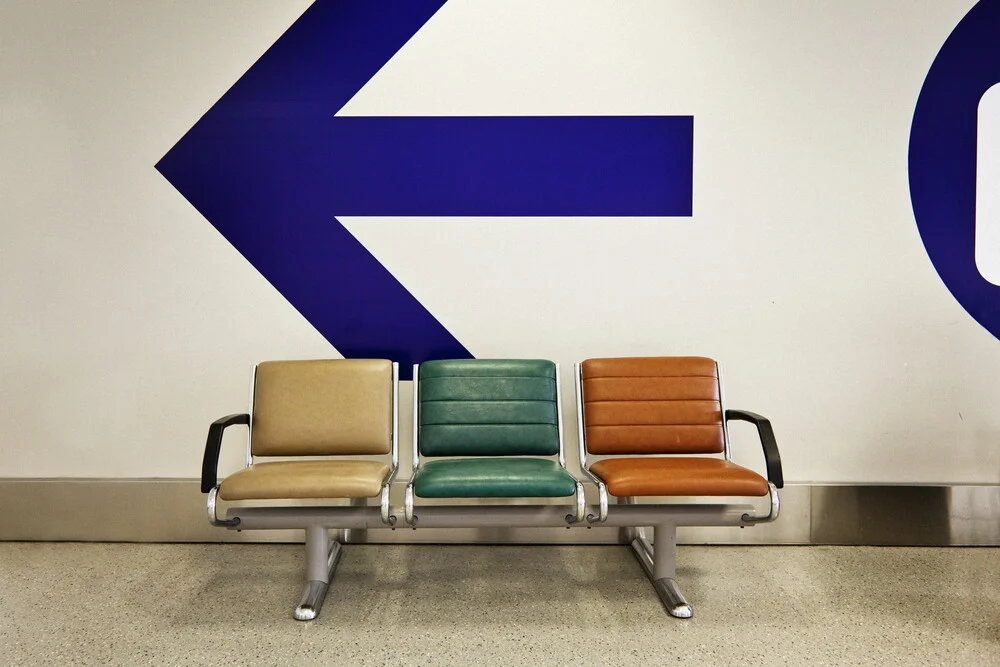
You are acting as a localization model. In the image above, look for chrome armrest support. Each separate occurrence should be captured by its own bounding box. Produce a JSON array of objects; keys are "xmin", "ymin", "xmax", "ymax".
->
[
  {"xmin": 403, "ymin": 480, "xmax": 417, "ymax": 526},
  {"xmin": 566, "ymin": 481, "xmax": 587, "ymax": 524},
  {"xmin": 742, "ymin": 482, "xmax": 780, "ymax": 524},
  {"xmin": 573, "ymin": 363, "xmax": 608, "ymax": 523},
  {"xmin": 381, "ymin": 362, "xmax": 400, "ymax": 526},
  {"xmin": 379, "ymin": 467, "xmax": 398, "ymax": 526},
  {"xmin": 206, "ymin": 486, "xmax": 240, "ymax": 528},
  {"xmin": 579, "ymin": 467, "xmax": 609, "ymax": 523},
  {"xmin": 724, "ymin": 409, "xmax": 782, "ymax": 524}
]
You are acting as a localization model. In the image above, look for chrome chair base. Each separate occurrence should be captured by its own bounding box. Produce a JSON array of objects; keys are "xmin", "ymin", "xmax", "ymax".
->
[
  {"xmin": 627, "ymin": 524, "xmax": 694, "ymax": 619},
  {"xmin": 653, "ymin": 577, "xmax": 693, "ymax": 618},
  {"xmin": 294, "ymin": 580, "xmax": 330, "ymax": 621},
  {"xmin": 293, "ymin": 536, "xmax": 343, "ymax": 621}
]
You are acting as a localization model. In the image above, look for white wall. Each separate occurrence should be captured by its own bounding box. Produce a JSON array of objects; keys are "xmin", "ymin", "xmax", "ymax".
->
[{"xmin": 3, "ymin": 0, "xmax": 996, "ymax": 484}]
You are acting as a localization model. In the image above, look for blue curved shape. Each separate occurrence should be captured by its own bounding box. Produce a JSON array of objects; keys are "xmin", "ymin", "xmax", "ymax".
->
[{"xmin": 909, "ymin": 0, "xmax": 1000, "ymax": 338}]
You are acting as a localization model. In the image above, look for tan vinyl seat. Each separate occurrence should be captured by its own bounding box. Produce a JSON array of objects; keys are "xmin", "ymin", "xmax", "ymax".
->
[{"xmin": 219, "ymin": 460, "xmax": 390, "ymax": 500}]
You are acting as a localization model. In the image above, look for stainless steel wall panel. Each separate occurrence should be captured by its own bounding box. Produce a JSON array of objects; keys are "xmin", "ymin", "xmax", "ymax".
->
[{"xmin": 809, "ymin": 485, "xmax": 1000, "ymax": 546}]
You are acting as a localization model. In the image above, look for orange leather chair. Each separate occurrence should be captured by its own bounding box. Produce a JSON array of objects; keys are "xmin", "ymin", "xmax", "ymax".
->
[{"xmin": 575, "ymin": 357, "xmax": 782, "ymax": 617}]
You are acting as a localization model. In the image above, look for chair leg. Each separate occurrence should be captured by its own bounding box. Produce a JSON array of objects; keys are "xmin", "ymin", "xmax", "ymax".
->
[
  {"xmin": 294, "ymin": 525, "xmax": 344, "ymax": 621},
  {"xmin": 627, "ymin": 523, "xmax": 693, "ymax": 619},
  {"xmin": 618, "ymin": 497, "xmax": 637, "ymax": 544},
  {"xmin": 341, "ymin": 497, "xmax": 368, "ymax": 544}
]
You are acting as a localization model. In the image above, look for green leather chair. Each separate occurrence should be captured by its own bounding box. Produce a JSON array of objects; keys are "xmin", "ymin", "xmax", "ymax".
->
[{"xmin": 404, "ymin": 359, "xmax": 585, "ymax": 525}]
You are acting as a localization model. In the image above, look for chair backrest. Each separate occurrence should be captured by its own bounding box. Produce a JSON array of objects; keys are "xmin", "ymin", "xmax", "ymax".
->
[
  {"xmin": 581, "ymin": 357, "xmax": 724, "ymax": 455},
  {"xmin": 251, "ymin": 359, "xmax": 393, "ymax": 457},
  {"xmin": 418, "ymin": 359, "xmax": 559, "ymax": 457}
]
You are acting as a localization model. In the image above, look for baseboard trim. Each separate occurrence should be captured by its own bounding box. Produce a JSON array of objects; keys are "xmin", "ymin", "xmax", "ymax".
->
[{"xmin": 1, "ymin": 479, "xmax": 997, "ymax": 545}]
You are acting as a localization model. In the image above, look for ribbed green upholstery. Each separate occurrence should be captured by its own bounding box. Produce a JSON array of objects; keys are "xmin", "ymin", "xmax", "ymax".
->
[
  {"xmin": 421, "ymin": 401, "xmax": 556, "ymax": 427},
  {"xmin": 418, "ymin": 359, "xmax": 559, "ymax": 457},
  {"xmin": 414, "ymin": 359, "xmax": 575, "ymax": 498},
  {"xmin": 419, "ymin": 359, "xmax": 555, "ymax": 380},
  {"xmin": 413, "ymin": 458, "xmax": 577, "ymax": 498},
  {"xmin": 420, "ymin": 377, "xmax": 555, "ymax": 402}
]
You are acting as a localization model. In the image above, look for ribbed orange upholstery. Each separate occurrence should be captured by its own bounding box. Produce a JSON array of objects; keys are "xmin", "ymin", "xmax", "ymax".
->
[{"xmin": 581, "ymin": 357, "xmax": 724, "ymax": 454}]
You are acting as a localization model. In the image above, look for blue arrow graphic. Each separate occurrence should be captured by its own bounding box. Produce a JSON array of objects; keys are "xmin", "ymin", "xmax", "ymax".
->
[{"xmin": 156, "ymin": 1, "xmax": 694, "ymax": 377}]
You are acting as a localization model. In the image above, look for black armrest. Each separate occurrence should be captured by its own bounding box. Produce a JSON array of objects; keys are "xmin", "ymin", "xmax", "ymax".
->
[
  {"xmin": 201, "ymin": 413, "xmax": 250, "ymax": 493},
  {"xmin": 725, "ymin": 409, "xmax": 783, "ymax": 488}
]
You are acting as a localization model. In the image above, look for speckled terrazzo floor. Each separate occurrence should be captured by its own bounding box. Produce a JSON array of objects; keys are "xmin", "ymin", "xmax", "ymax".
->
[{"xmin": 0, "ymin": 544, "xmax": 997, "ymax": 665}]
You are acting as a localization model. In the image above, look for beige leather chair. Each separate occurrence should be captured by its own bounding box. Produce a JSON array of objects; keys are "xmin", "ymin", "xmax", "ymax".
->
[{"xmin": 201, "ymin": 359, "xmax": 398, "ymax": 620}]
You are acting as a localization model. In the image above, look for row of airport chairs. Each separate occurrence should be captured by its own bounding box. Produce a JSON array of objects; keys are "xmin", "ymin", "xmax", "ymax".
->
[{"xmin": 202, "ymin": 357, "xmax": 783, "ymax": 621}]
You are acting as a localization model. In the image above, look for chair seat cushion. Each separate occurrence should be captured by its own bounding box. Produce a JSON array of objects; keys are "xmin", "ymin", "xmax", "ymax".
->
[
  {"xmin": 413, "ymin": 458, "xmax": 578, "ymax": 498},
  {"xmin": 218, "ymin": 460, "xmax": 389, "ymax": 500},
  {"xmin": 589, "ymin": 457, "xmax": 769, "ymax": 497}
]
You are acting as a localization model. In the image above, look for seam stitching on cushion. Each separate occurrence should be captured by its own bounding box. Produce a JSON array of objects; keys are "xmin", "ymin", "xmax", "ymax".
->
[
  {"xmin": 422, "ymin": 422, "xmax": 558, "ymax": 427},
  {"xmin": 582, "ymin": 374, "xmax": 718, "ymax": 380},
  {"xmin": 420, "ymin": 398, "xmax": 555, "ymax": 403},
  {"xmin": 586, "ymin": 424, "xmax": 722, "ymax": 428},
  {"xmin": 421, "ymin": 375, "xmax": 555, "ymax": 381},
  {"xmin": 584, "ymin": 399, "xmax": 720, "ymax": 404}
]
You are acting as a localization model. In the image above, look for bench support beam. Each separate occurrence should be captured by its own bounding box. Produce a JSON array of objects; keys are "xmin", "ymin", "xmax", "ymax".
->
[{"xmin": 226, "ymin": 503, "xmax": 757, "ymax": 531}]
